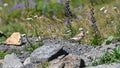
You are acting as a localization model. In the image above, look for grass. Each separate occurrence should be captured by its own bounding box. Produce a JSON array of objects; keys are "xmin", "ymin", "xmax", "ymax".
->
[
  {"xmin": 0, "ymin": 0, "xmax": 120, "ymax": 39},
  {"xmin": 0, "ymin": 0, "xmax": 120, "ymax": 47},
  {"xmin": 0, "ymin": 37, "xmax": 6, "ymax": 42},
  {"xmin": 0, "ymin": 50, "xmax": 10, "ymax": 59},
  {"xmin": 0, "ymin": 23, "xmax": 27, "ymax": 36},
  {"xmin": 91, "ymin": 45, "xmax": 120, "ymax": 66},
  {"xmin": 40, "ymin": 61, "xmax": 50, "ymax": 68},
  {"xmin": 0, "ymin": 0, "xmax": 120, "ymax": 67},
  {"xmin": 0, "ymin": 1, "xmax": 120, "ymax": 44},
  {"xmin": 24, "ymin": 42, "xmax": 44, "ymax": 53}
]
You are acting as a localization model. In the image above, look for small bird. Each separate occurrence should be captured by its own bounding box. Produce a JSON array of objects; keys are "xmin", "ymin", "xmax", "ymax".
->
[
  {"xmin": 0, "ymin": 31, "xmax": 7, "ymax": 38},
  {"xmin": 70, "ymin": 31, "xmax": 84, "ymax": 41}
]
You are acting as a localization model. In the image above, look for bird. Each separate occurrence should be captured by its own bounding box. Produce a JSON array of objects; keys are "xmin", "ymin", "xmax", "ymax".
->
[
  {"xmin": 70, "ymin": 31, "xmax": 84, "ymax": 41},
  {"xmin": 0, "ymin": 31, "xmax": 7, "ymax": 38}
]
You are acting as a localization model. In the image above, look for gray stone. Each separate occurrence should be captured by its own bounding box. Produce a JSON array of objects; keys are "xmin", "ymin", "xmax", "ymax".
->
[
  {"xmin": 30, "ymin": 44, "xmax": 64, "ymax": 63},
  {"xmin": 100, "ymin": 43, "xmax": 118, "ymax": 52},
  {"xmin": 3, "ymin": 53, "xmax": 23, "ymax": 68},
  {"xmin": 85, "ymin": 63, "xmax": 120, "ymax": 68},
  {"xmin": 23, "ymin": 63, "xmax": 41, "ymax": 68},
  {"xmin": 48, "ymin": 54, "xmax": 85, "ymax": 68},
  {"xmin": 0, "ymin": 63, "xmax": 2, "ymax": 68},
  {"xmin": 23, "ymin": 57, "xmax": 31, "ymax": 65},
  {"xmin": 23, "ymin": 63, "xmax": 34, "ymax": 68},
  {"xmin": 23, "ymin": 57, "xmax": 41, "ymax": 68}
]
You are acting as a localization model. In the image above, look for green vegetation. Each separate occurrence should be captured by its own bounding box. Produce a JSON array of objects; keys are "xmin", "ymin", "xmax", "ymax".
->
[
  {"xmin": 0, "ymin": 0, "xmax": 119, "ymax": 45},
  {"xmin": 0, "ymin": 50, "xmax": 10, "ymax": 59},
  {"xmin": 102, "ymin": 36, "xmax": 114, "ymax": 45},
  {"xmin": 24, "ymin": 42, "xmax": 44, "ymax": 53},
  {"xmin": 92, "ymin": 45, "xmax": 120, "ymax": 66},
  {"xmin": 0, "ymin": 23, "xmax": 27, "ymax": 36},
  {"xmin": 40, "ymin": 61, "xmax": 50, "ymax": 68},
  {"xmin": 0, "ymin": 37, "xmax": 6, "ymax": 42},
  {"xmin": 0, "ymin": 0, "xmax": 120, "ymax": 66}
]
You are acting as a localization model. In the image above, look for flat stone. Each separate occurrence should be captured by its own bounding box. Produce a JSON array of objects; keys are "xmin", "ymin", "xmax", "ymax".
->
[
  {"xmin": 6, "ymin": 32, "xmax": 21, "ymax": 45},
  {"xmin": 3, "ymin": 53, "xmax": 23, "ymax": 68},
  {"xmin": 30, "ymin": 44, "xmax": 65, "ymax": 63}
]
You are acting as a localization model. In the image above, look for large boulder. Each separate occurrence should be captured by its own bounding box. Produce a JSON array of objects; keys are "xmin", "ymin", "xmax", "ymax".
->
[
  {"xmin": 3, "ymin": 53, "xmax": 23, "ymax": 68},
  {"xmin": 30, "ymin": 44, "xmax": 67, "ymax": 63},
  {"xmin": 48, "ymin": 54, "xmax": 85, "ymax": 68}
]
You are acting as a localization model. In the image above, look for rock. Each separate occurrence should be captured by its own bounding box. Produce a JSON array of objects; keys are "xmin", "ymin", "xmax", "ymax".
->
[
  {"xmin": 0, "ymin": 59, "xmax": 3, "ymax": 68},
  {"xmin": 23, "ymin": 63, "xmax": 34, "ymax": 68},
  {"xmin": 6, "ymin": 32, "xmax": 21, "ymax": 45},
  {"xmin": 100, "ymin": 43, "xmax": 118, "ymax": 52},
  {"xmin": 79, "ymin": 47, "xmax": 104, "ymax": 65},
  {"xmin": 41, "ymin": 38, "xmax": 120, "ymax": 66},
  {"xmin": 3, "ymin": 53, "xmax": 23, "ymax": 68},
  {"xmin": 47, "ymin": 55, "xmax": 66, "ymax": 68},
  {"xmin": 30, "ymin": 44, "xmax": 66, "ymax": 63},
  {"xmin": 24, "ymin": 63, "xmax": 41, "ymax": 68},
  {"xmin": 85, "ymin": 63, "xmax": 120, "ymax": 68},
  {"xmin": 23, "ymin": 62, "xmax": 41, "ymax": 68},
  {"xmin": 23, "ymin": 57, "xmax": 31, "ymax": 65},
  {"xmin": 0, "ymin": 63, "xmax": 2, "ymax": 68},
  {"xmin": 48, "ymin": 54, "xmax": 85, "ymax": 68}
]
